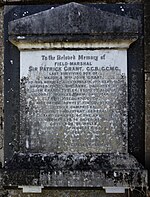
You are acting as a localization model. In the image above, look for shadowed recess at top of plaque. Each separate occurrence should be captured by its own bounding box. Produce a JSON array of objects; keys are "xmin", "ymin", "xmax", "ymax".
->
[{"xmin": 20, "ymin": 49, "xmax": 127, "ymax": 153}]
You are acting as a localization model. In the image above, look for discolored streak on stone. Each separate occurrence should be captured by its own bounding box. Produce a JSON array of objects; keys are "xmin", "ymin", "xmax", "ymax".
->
[
  {"xmin": 8, "ymin": 2, "xmax": 138, "ymax": 39},
  {"xmin": 3, "ymin": 153, "xmax": 147, "ymax": 187}
]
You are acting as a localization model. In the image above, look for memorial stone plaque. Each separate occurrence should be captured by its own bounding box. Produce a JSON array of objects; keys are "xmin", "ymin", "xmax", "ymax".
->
[
  {"xmin": 20, "ymin": 49, "xmax": 127, "ymax": 153},
  {"xmin": 4, "ymin": 3, "xmax": 148, "ymax": 189}
]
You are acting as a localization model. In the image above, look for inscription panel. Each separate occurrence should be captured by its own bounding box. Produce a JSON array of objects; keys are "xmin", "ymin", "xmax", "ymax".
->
[{"xmin": 20, "ymin": 50, "xmax": 127, "ymax": 153}]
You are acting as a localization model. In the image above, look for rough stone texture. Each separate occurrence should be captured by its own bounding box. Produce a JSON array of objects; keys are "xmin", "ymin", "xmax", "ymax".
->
[
  {"xmin": 2, "ymin": 3, "xmax": 147, "ymax": 195},
  {"xmin": 0, "ymin": 0, "xmax": 144, "ymax": 5},
  {"xmin": 0, "ymin": 0, "xmax": 148, "ymax": 196},
  {"xmin": 4, "ymin": 189, "xmax": 128, "ymax": 197},
  {"xmin": 19, "ymin": 49, "xmax": 128, "ymax": 154},
  {"xmin": 4, "ymin": 2, "xmax": 145, "ymax": 161},
  {"xmin": 144, "ymin": 2, "xmax": 150, "ymax": 72},
  {"xmin": 145, "ymin": 1, "xmax": 150, "ymax": 186},
  {"xmin": 3, "ymin": 153, "xmax": 147, "ymax": 187},
  {"xmin": 2, "ymin": 189, "xmax": 149, "ymax": 197},
  {"xmin": 0, "ymin": 6, "xmax": 4, "ymax": 168},
  {"xmin": 0, "ymin": 189, "xmax": 146, "ymax": 197},
  {"xmin": 8, "ymin": 3, "xmax": 138, "ymax": 37}
]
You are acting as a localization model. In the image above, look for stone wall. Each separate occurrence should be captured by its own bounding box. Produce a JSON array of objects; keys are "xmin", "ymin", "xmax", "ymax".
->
[
  {"xmin": 145, "ymin": 0, "xmax": 150, "ymax": 173},
  {"xmin": 0, "ymin": 0, "xmax": 149, "ymax": 196},
  {"xmin": 0, "ymin": 6, "xmax": 4, "ymax": 168}
]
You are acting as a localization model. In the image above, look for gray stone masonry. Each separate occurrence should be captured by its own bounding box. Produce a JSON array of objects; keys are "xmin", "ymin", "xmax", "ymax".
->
[{"xmin": 0, "ymin": 0, "xmax": 149, "ymax": 196}]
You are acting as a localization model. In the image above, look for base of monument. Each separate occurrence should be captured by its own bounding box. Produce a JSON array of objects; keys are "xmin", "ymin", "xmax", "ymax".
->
[{"xmin": 2, "ymin": 153, "xmax": 147, "ymax": 188}]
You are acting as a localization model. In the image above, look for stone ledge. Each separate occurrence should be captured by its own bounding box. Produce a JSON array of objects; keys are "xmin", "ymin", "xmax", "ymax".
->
[{"xmin": 2, "ymin": 153, "xmax": 148, "ymax": 187}]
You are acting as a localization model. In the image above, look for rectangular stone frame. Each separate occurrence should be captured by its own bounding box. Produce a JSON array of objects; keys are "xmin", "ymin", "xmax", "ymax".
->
[
  {"xmin": 19, "ymin": 45, "xmax": 128, "ymax": 153},
  {"xmin": 3, "ymin": 3, "xmax": 147, "ymax": 188},
  {"xmin": 4, "ymin": 3, "xmax": 144, "ymax": 163}
]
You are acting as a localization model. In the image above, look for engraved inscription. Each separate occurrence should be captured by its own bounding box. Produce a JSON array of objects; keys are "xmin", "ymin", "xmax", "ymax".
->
[{"xmin": 20, "ymin": 50, "xmax": 127, "ymax": 153}]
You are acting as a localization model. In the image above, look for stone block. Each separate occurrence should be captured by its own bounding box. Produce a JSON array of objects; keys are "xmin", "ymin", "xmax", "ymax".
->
[
  {"xmin": 8, "ymin": 3, "xmax": 138, "ymax": 42},
  {"xmin": 2, "ymin": 2, "xmax": 147, "ymax": 194},
  {"xmin": 7, "ymin": 189, "xmax": 127, "ymax": 197}
]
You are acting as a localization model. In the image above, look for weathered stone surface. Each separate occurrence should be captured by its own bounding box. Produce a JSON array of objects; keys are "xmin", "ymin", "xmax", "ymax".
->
[
  {"xmin": 5, "ymin": 4, "xmax": 144, "ymax": 159},
  {"xmin": 145, "ymin": 73, "xmax": 150, "ymax": 170},
  {"xmin": 3, "ymin": 2, "xmax": 147, "ymax": 195},
  {"xmin": 19, "ymin": 49, "xmax": 128, "ymax": 154},
  {"xmin": 0, "ymin": 0, "xmax": 144, "ymax": 5},
  {"xmin": 3, "ymin": 153, "xmax": 147, "ymax": 187},
  {"xmin": 0, "ymin": 6, "xmax": 4, "ymax": 168},
  {"xmin": 6, "ymin": 189, "xmax": 127, "ymax": 197},
  {"xmin": 144, "ymin": 3, "xmax": 150, "ymax": 188},
  {"xmin": 8, "ymin": 3, "xmax": 138, "ymax": 38},
  {"xmin": 0, "ymin": 1, "xmax": 147, "ymax": 197},
  {"xmin": 4, "ymin": 0, "xmax": 145, "ymax": 169},
  {"xmin": 144, "ymin": 6, "xmax": 150, "ymax": 72}
]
